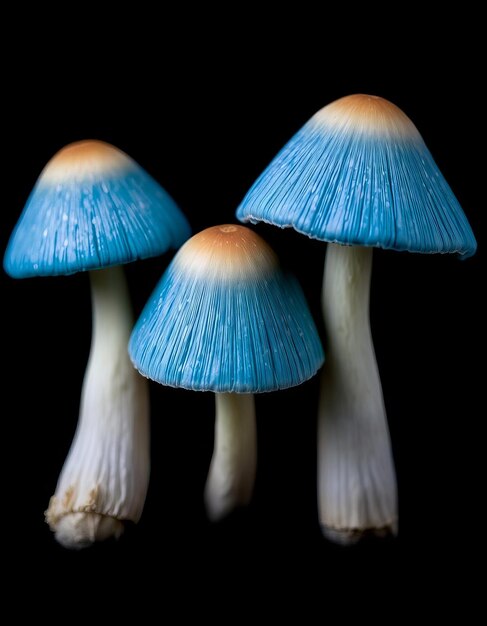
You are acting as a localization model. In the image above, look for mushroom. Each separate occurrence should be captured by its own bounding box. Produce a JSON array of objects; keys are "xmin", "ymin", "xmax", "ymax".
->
[
  {"xmin": 4, "ymin": 140, "xmax": 190, "ymax": 548},
  {"xmin": 129, "ymin": 224, "xmax": 324, "ymax": 521},
  {"xmin": 236, "ymin": 95, "xmax": 477, "ymax": 543}
]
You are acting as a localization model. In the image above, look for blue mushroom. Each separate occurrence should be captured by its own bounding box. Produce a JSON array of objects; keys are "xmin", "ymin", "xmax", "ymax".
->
[
  {"xmin": 129, "ymin": 224, "xmax": 324, "ymax": 521},
  {"xmin": 237, "ymin": 94, "xmax": 477, "ymax": 543},
  {"xmin": 4, "ymin": 140, "xmax": 190, "ymax": 549}
]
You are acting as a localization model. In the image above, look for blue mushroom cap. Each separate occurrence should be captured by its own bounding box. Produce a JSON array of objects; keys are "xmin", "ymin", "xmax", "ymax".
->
[
  {"xmin": 237, "ymin": 94, "xmax": 476, "ymax": 257},
  {"xmin": 4, "ymin": 140, "xmax": 191, "ymax": 277},
  {"xmin": 129, "ymin": 224, "xmax": 324, "ymax": 393}
]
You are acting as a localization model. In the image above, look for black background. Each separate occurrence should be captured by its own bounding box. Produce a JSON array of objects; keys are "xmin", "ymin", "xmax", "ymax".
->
[{"xmin": 2, "ymin": 30, "xmax": 484, "ymax": 606}]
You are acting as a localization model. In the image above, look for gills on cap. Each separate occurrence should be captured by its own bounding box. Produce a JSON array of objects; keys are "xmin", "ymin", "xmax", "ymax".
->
[
  {"xmin": 129, "ymin": 225, "xmax": 324, "ymax": 393},
  {"xmin": 4, "ymin": 140, "xmax": 191, "ymax": 277},
  {"xmin": 237, "ymin": 94, "xmax": 476, "ymax": 257}
]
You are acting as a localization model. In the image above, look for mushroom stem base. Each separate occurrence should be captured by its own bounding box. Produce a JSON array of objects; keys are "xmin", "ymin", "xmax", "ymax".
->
[
  {"xmin": 318, "ymin": 244, "xmax": 397, "ymax": 543},
  {"xmin": 54, "ymin": 513, "xmax": 125, "ymax": 550},
  {"xmin": 205, "ymin": 393, "xmax": 257, "ymax": 522}
]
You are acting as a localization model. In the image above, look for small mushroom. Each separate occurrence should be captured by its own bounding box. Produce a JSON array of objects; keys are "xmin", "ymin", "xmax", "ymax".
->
[
  {"xmin": 4, "ymin": 140, "xmax": 190, "ymax": 548},
  {"xmin": 237, "ymin": 95, "xmax": 476, "ymax": 543},
  {"xmin": 129, "ymin": 224, "xmax": 324, "ymax": 521}
]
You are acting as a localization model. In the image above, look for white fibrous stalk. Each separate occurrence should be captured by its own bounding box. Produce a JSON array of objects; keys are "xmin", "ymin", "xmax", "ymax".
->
[
  {"xmin": 318, "ymin": 244, "xmax": 397, "ymax": 544},
  {"xmin": 45, "ymin": 266, "xmax": 150, "ymax": 549},
  {"xmin": 205, "ymin": 393, "xmax": 257, "ymax": 522}
]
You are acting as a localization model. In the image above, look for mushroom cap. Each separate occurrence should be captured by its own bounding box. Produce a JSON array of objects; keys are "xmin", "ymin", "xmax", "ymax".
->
[
  {"xmin": 4, "ymin": 140, "xmax": 190, "ymax": 277},
  {"xmin": 237, "ymin": 94, "xmax": 476, "ymax": 257},
  {"xmin": 129, "ymin": 224, "xmax": 324, "ymax": 393}
]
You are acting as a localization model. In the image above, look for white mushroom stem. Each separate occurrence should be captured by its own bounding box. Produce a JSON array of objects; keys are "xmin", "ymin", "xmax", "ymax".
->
[
  {"xmin": 204, "ymin": 393, "xmax": 257, "ymax": 521},
  {"xmin": 45, "ymin": 266, "xmax": 150, "ymax": 549},
  {"xmin": 318, "ymin": 244, "xmax": 397, "ymax": 544}
]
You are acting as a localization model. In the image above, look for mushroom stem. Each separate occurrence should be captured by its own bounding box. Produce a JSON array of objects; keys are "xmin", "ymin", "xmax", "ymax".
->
[
  {"xmin": 318, "ymin": 243, "xmax": 397, "ymax": 544},
  {"xmin": 45, "ymin": 266, "xmax": 150, "ymax": 549},
  {"xmin": 205, "ymin": 393, "xmax": 257, "ymax": 521}
]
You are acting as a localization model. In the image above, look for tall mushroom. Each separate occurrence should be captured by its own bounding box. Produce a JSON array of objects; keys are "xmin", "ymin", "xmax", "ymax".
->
[
  {"xmin": 236, "ymin": 95, "xmax": 477, "ymax": 542},
  {"xmin": 129, "ymin": 224, "xmax": 324, "ymax": 521},
  {"xmin": 4, "ymin": 140, "xmax": 190, "ymax": 548}
]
